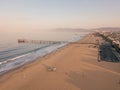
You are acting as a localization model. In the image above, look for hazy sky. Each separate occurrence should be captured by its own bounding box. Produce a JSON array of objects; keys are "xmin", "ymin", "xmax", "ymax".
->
[{"xmin": 0, "ymin": 0, "xmax": 120, "ymax": 32}]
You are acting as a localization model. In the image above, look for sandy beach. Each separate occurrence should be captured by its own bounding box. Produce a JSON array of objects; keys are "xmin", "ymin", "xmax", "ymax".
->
[{"xmin": 0, "ymin": 34, "xmax": 120, "ymax": 90}]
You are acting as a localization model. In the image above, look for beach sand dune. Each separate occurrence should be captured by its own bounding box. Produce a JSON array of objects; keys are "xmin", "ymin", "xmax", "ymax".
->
[{"xmin": 0, "ymin": 34, "xmax": 120, "ymax": 90}]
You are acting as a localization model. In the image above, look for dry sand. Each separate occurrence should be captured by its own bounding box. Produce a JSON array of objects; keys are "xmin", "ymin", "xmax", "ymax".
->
[{"xmin": 0, "ymin": 33, "xmax": 120, "ymax": 90}]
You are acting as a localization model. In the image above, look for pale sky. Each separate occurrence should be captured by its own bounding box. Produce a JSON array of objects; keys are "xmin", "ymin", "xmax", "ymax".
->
[{"xmin": 0, "ymin": 0, "xmax": 120, "ymax": 32}]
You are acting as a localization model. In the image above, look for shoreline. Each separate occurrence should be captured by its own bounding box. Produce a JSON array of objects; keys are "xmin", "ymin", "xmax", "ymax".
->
[
  {"xmin": 0, "ymin": 40, "xmax": 69, "ymax": 76},
  {"xmin": 0, "ymin": 33, "xmax": 120, "ymax": 90},
  {"xmin": 0, "ymin": 42, "xmax": 70, "ymax": 77},
  {"xmin": 0, "ymin": 33, "xmax": 84, "ymax": 76}
]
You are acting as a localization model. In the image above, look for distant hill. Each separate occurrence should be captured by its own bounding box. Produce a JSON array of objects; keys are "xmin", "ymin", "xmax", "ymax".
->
[
  {"xmin": 54, "ymin": 28, "xmax": 93, "ymax": 32},
  {"xmin": 94, "ymin": 27, "xmax": 120, "ymax": 31},
  {"xmin": 54, "ymin": 27, "xmax": 120, "ymax": 32}
]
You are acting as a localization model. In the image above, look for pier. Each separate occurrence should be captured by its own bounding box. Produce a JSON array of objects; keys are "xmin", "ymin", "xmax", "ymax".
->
[{"xmin": 18, "ymin": 39, "xmax": 66, "ymax": 44}]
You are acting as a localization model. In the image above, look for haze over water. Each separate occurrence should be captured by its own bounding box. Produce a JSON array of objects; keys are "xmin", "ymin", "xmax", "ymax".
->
[{"xmin": 0, "ymin": 30, "xmax": 87, "ymax": 45}]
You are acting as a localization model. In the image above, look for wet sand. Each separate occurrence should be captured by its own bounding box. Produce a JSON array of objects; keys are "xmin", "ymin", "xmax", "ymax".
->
[{"xmin": 0, "ymin": 33, "xmax": 120, "ymax": 90}]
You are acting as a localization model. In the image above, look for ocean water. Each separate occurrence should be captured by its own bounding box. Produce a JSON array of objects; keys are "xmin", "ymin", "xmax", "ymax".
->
[{"xmin": 0, "ymin": 30, "xmax": 88, "ymax": 75}]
